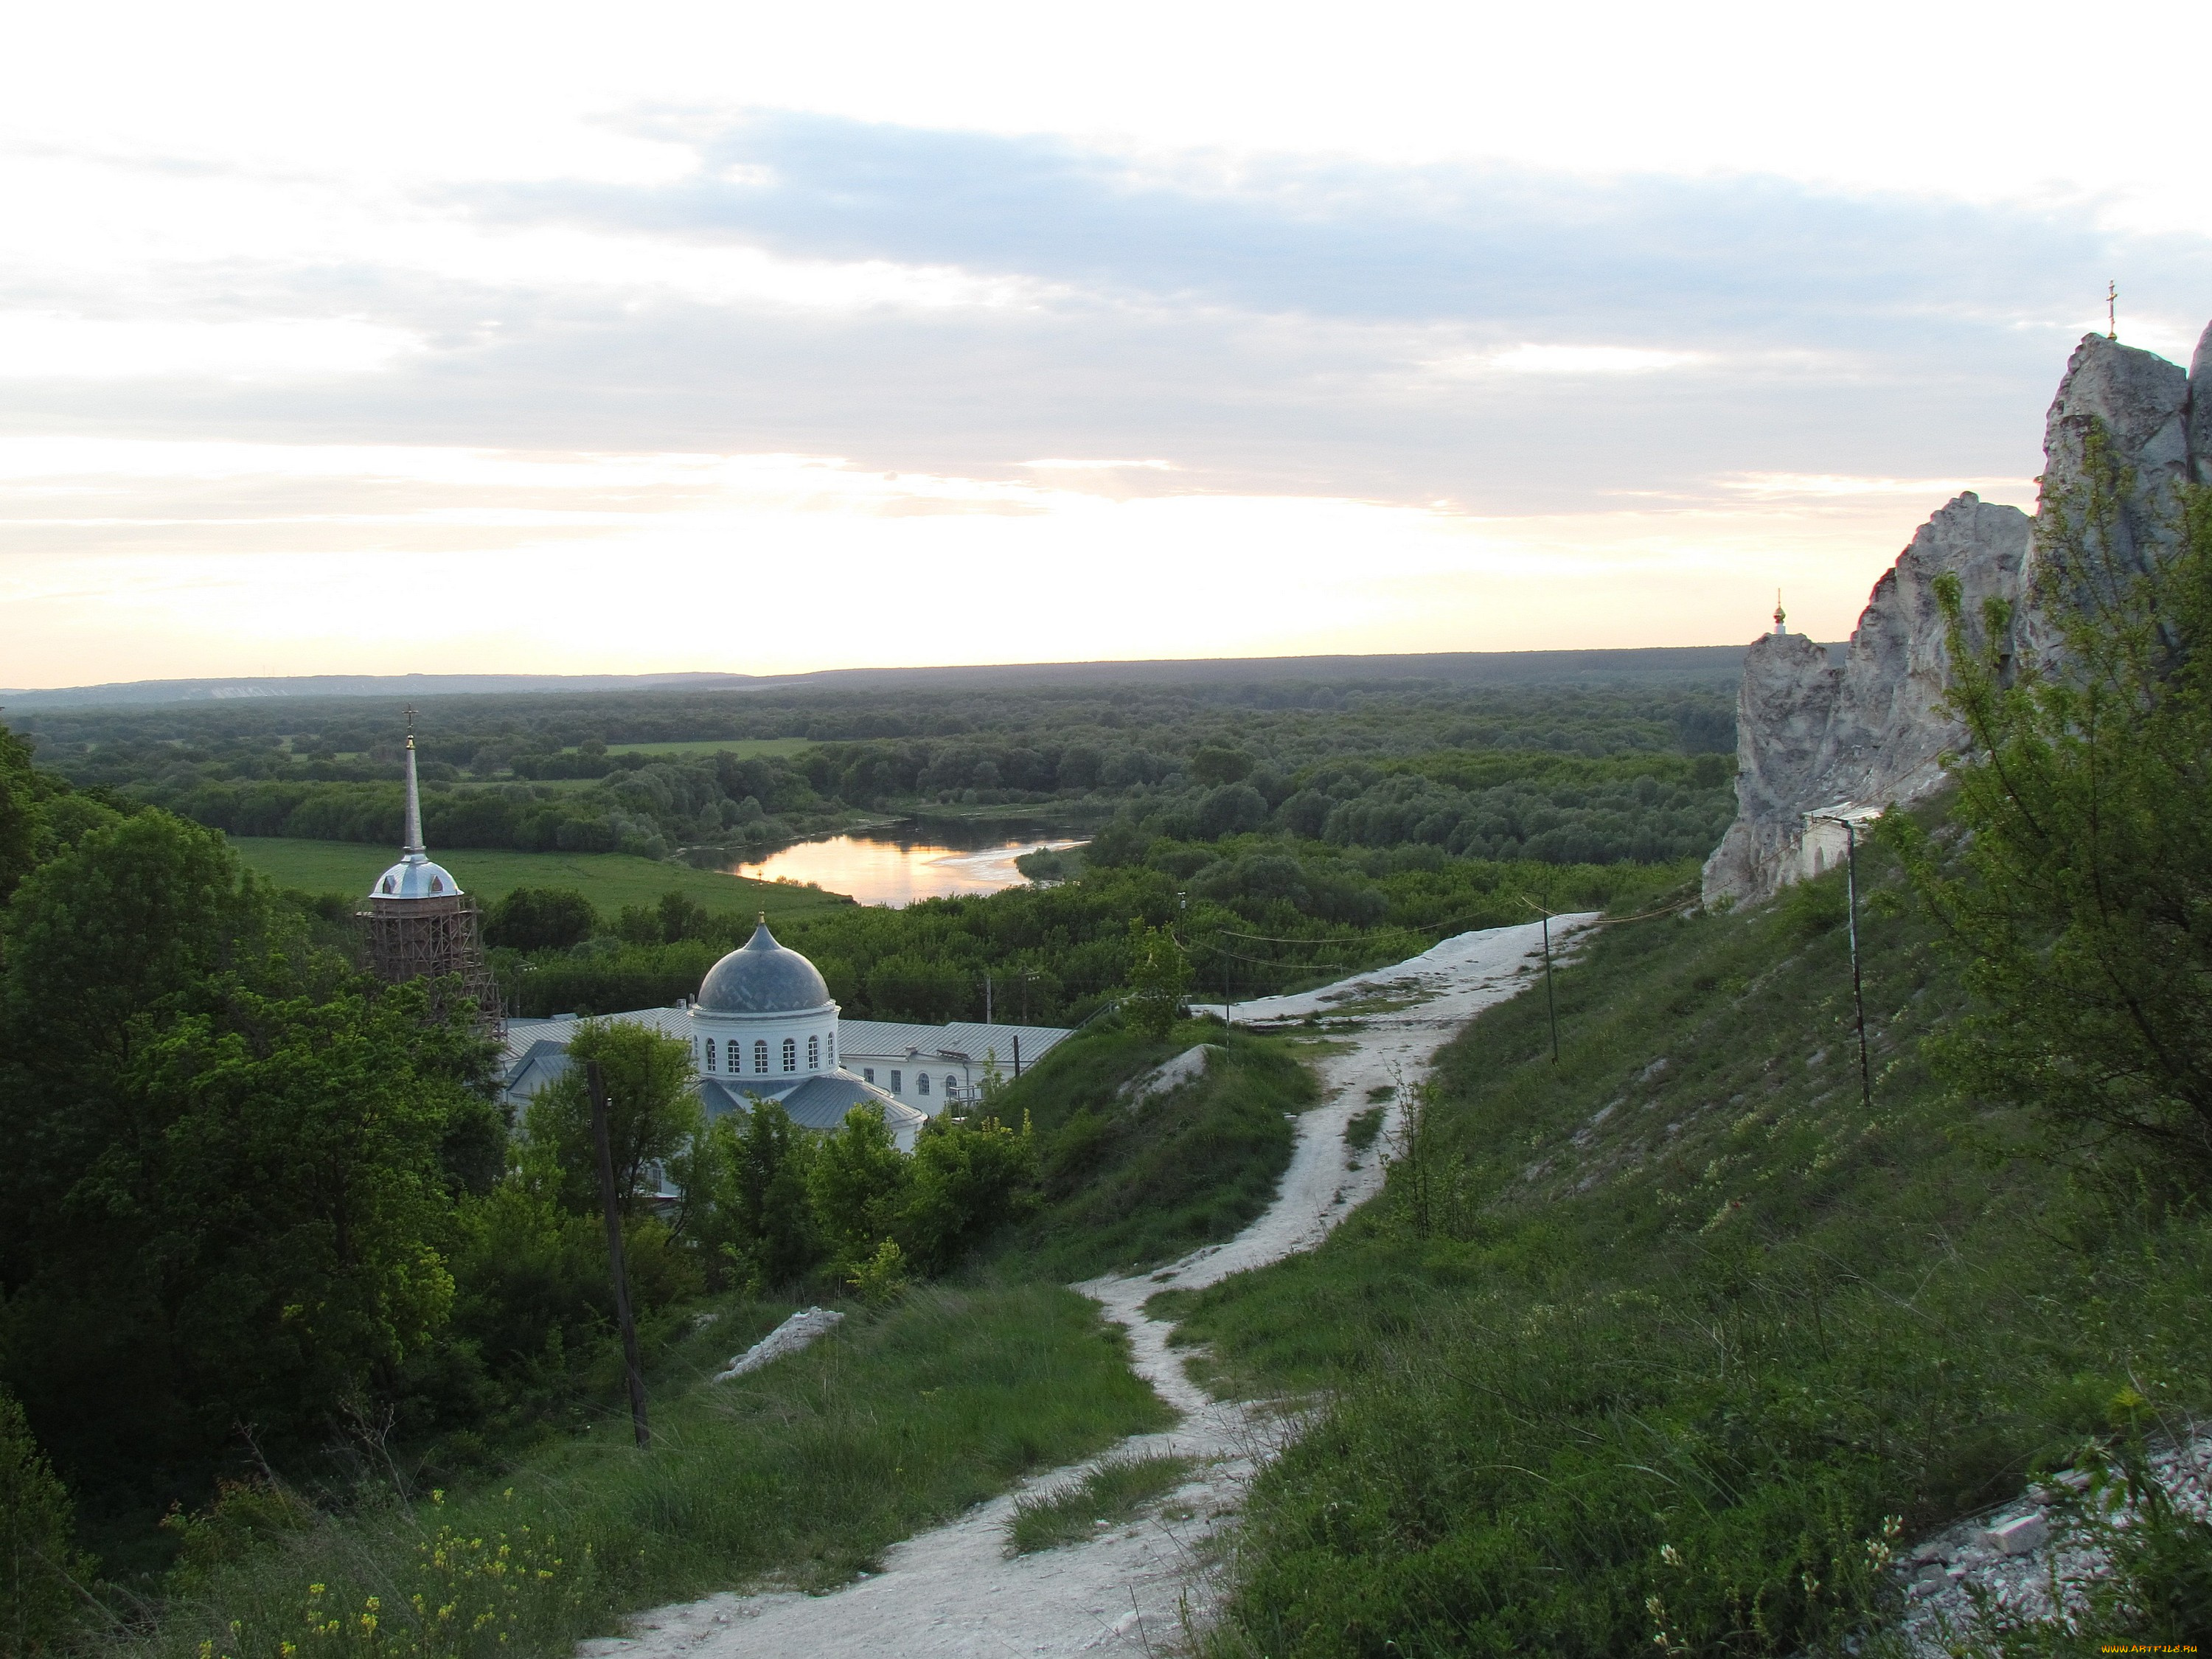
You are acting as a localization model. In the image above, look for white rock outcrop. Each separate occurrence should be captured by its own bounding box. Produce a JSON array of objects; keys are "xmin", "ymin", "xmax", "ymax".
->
[
  {"xmin": 1704, "ymin": 321, "xmax": 2212, "ymax": 906},
  {"xmin": 713, "ymin": 1306, "xmax": 844, "ymax": 1382}
]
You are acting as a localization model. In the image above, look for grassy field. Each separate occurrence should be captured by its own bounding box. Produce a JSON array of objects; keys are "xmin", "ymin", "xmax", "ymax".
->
[
  {"xmin": 133, "ymin": 1284, "xmax": 1172, "ymax": 1659},
  {"xmin": 1158, "ymin": 843, "xmax": 2212, "ymax": 1656},
  {"xmin": 229, "ymin": 836, "xmax": 855, "ymax": 917}
]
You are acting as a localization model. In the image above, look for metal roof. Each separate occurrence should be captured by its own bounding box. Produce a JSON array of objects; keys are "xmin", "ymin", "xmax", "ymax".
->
[{"xmin": 838, "ymin": 1019, "xmax": 1075, "ymax": 1066}]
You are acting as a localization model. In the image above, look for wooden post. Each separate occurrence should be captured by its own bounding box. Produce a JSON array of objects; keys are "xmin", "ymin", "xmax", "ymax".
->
[
  {"xmin": 1012, "ymin": 1034, "xmax": 1022, "ymax": 1079},
  {"xmin": 585, "ymin": 1060, "xmax": 650, "ymax": 1448}
]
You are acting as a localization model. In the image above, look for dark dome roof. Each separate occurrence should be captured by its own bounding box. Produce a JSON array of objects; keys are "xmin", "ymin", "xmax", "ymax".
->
[{"xmin": 697, "ymin": 921, "xmax": 831, "ymax": 1014}]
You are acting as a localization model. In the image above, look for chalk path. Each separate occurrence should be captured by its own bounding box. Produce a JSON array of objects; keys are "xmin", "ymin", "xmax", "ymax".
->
[{"xmin": 586, "ymin": 918, "xmax": 1593, "ymax": 1659}]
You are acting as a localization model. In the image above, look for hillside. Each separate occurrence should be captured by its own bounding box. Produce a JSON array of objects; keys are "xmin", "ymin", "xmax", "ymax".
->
[
  {"xmin": 1160, "ymin": 830, "xmax": 2212, "ymax": 1655},
  {"xmin": 1, "ymin": 647, "xmax": 1759, "ymax": 712}
]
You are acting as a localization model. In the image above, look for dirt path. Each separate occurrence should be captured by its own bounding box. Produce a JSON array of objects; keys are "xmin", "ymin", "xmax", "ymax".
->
[{"xmin": 590, "ymin": 917, "xmax": 1591, "ymax": 1659}]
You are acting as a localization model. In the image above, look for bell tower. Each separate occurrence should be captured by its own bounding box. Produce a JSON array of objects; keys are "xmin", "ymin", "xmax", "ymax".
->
[{"xmin": 358, "ymin": 707, "xmax": 502, "ymax": 1037}]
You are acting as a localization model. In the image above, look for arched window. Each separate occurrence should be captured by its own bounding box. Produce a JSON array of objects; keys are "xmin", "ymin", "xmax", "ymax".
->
[
  {"xmin": 945, "ymin": 1074, "xmax": 958, "ymax": 1098},
  {"xmin": 807, "ymin": 1034, "xmax": 820, "ymax": 1069},
  {"xmin": 827, "ymin": 1034, "xmax": 837, "ymax": 1066},
  {"xmin": 918, "ymin": 1072, "xmax": 931, "ymax": 1096},
  {"xmin": 754, "ymin": 1040, "xmax": 768, "ymax": 1074},
  {"xmin": 705, "ymin": 1038, "xmax": 717, "ymax": 1072},
  {"xmin": 782, "ymin": 1037, "xmax": 797, "ymax": 1072}
]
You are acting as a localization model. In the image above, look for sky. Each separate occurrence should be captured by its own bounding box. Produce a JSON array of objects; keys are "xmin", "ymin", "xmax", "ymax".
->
[{"xmin": 3, "ymin": 1, "xmax": 2210, "ymax": 689}]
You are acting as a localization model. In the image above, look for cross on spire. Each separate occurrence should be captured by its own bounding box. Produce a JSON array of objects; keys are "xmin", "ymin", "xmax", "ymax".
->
[
  {"xmin": 403, "ymin": 703, "xmax": 417, "ymax": 748},
  {"xmin": 2108, "ymin": 279, "xmax": 2118, "ymax": 341},
  {"xmin": 1773, "ymin": 589, "xmax": 1787, "ymax": 636}
]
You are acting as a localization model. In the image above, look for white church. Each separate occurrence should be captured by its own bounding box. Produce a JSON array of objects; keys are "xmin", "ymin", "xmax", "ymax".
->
[
  {"xmin": 365, "ymin": 717, "xmax": 1071, "ymax": 1152},
  {"xmin": 499, "ymin": 921, "xmax": 1075, "ymax": 1151}
]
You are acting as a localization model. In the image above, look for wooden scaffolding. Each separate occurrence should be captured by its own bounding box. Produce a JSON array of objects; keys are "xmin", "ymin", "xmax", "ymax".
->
[{"xmin": 360, "ymin": 892, "xmax": 505, "ymax": 1040}]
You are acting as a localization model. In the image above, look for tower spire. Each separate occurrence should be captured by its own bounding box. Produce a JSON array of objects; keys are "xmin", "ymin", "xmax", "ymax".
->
[{"xmin": 401, "ymin": 704, "xmax": 425, "ymax": 860}]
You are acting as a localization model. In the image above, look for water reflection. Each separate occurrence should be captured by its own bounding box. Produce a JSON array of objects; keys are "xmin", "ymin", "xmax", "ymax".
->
[{"xmin": 727, "ymin": 824, "xmax": 1088, "ymax": 908}]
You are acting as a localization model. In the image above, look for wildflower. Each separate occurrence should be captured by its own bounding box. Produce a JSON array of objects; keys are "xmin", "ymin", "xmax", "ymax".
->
[{"xmin": 1659, "ymin": 1543, "xmax": 1684, "ymax": 1569}]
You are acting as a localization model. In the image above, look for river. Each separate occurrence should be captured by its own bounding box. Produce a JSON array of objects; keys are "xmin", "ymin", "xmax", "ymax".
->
[{"xmin": 724, "ymin": 823, "xmax": 1087, "ymax": 908}]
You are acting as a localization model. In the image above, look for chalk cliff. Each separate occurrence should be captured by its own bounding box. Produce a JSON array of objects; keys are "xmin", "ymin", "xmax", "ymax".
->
[{"xmin": 1703, "ymin": 322, "xmax": 2212, "ymax": 905}]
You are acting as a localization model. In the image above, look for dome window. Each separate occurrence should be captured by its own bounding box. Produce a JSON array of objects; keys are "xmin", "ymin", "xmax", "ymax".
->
[
  {"xmin": 705, "ymin": 1038, "xmax": 717, "ymax": 1072},
  {"xmin": 753, "ymin": 1040, "xmax": 768, "ymax": 1074},
  {"xmin": 782, "ymin": 1037, "xmax": 797, "ymax": 1073},
  {"xmin": 807, "ymin": 1035, "xmax": 820, "ymax": 1069}
]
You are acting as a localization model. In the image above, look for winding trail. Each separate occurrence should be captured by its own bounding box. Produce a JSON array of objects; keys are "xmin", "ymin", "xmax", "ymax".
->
[{"xmin": 590, "ymin": 918, "xmax": 1592, "ymax": 1659}]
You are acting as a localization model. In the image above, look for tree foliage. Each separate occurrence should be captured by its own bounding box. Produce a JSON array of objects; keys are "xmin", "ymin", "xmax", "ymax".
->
[
  {"xmin": 0, "ymin": 1389, "xmax": 89, "ymax": 1659},
  {"xmin": 520, "ymin": 1020, "xmax": 701, "ymax": 1219},
  {"xmin": 1123, "ymin": 919, "xmax": 1192, "ymax": 1039},
  {"xmin": 1889, "ymin": 439, "xmax": 2212, "ymax": 1178}
]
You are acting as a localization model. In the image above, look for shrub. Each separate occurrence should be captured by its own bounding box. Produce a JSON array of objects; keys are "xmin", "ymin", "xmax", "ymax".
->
[{"xmin": 0, "ymin": 1389, "xmax": 91, "ymax": 1659}]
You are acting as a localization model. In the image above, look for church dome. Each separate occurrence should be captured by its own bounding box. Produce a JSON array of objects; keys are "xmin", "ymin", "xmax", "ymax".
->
[
  {"xmin": 697, "ymin": 921, "xmax": 831, "ymax": 1014},
  {"xmin": 372, "ymin": 855, "xmax": 463, "ymax": 900}
]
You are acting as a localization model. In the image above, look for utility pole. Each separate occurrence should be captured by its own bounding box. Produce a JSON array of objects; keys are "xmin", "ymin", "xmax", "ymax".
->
[
  {"xmin": 1540, "ymin": 908, "xmax": 1559, "ymax": 1063},
  {"xmin": 585, "ymin": 1060, "xmax": 650, "ymax": 1448},
  {"xmin": 1812, "ymin": 813, "xmax": 1875, "ymax": 1114},
  {"xmin": 984, "ymin": 969, "xmax": 993, "ymax": 1026}
]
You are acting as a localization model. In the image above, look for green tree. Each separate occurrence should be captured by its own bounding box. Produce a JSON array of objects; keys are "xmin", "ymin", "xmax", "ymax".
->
[
  {"xmin": 522, "ymin": 1020, "xmax": 701, "ymax": 1219},
  {"xmin": 483, "ymin": 886, "xmax": 597, "ymax": 952},
  {"xmin": 1122, "ymin": 919, "xmax": 1191, "ymax": 1040},
  {"xmin": 0, "ymin": 1389, "xmax": 90, "ymax": 1659},
  {"xmin": 98, "ymin": 979, "xmax": 467, "ymax": 1422},
  {"xmin": 1888, "ymin": 439, "xmax": 2212, "ymax": 1177},
  {"xmin": 1, "ymin": 812, "xmax": 272, "ymax": 1084},
  {"xmin": 0, "ymin": 724, "xmax": 41, "ymax": 908},
  {"xmin": 1189, "ymin": 745, "xmax": 1254, "ymax": 786},
  {"xmin": 897, "ymin": 1114, "xmax": 1037, "ymax": 1273},
  {"xmin": 807, "ymin": 1105, "xmax": 910, "ymax": 1265},
  {"xmin": 729, "ymin": 1101, "xmax": 819, "ymax": 1285},
  {"xmin": 687, "ymin": 1102, "xmax": 820, "ymax": 1290}
]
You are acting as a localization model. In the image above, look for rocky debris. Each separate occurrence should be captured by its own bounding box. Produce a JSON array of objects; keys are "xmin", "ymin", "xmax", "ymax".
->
[
  {"xmin": 1890, "ymin": 1435, "xmax": 2211, "ymax": 1653},
  {"xmin": 1705, "ymin": 326, "xmax": 2212, "ymax": 906},
  {"xmin": 1116, "ymin": 1044, "xmax": 1219, "ymax": 1110},
  {"xmin": 713, "ymin": 1307, "xmax": 844, "ymax": 1382}
]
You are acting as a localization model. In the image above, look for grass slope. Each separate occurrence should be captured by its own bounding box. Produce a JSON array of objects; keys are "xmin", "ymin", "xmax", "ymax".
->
[
  {"xmin": 229, "ymin": 835, "xmax": 854, "ymax": 916},
  {"xmin": 993, "ymin": 1023, "xmax": 1320, "ymax": 1281},
  {"xmin": 1161, "ymin": 847, "xmax": 2212, "ymax": 1657},
  {"xmin": 136, "ymin": 1284, "xmax": 1169, "ymax": 1659}
]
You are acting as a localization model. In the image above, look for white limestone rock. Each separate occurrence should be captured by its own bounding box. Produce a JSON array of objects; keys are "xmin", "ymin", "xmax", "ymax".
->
[
  {"xmin": 1704, "ymin": 321, "xmax": 2212, "ymax": 908},
  {"xmin": 713, "ymin": 1306, "xmax": 844, "ymax": 1382},
  {"xmin": 1702, "ymin": 494, "xmax": 2028, "ymax": 905}
]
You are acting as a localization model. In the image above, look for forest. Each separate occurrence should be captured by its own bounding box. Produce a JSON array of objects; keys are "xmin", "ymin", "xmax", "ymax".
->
[{"xmin": 14, "ymin": 675, "xmax": 1736, "ymax": 866}]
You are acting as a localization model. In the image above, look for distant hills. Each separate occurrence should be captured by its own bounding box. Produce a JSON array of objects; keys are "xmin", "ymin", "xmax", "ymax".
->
[{"xmin": 2, "ymin": 646, "xmax": 1770, "ymax": 712}]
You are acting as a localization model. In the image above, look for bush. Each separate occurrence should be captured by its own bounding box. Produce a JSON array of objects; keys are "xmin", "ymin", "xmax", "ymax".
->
[{"xmin": 0, "ymin": 1389, "xmax": 91, "ymax": 1658}]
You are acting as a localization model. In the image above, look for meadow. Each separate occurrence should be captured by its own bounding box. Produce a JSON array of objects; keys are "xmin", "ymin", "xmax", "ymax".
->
[{"xmin": 228, "ymin": 835, "xmax": 852, "ymax": 917}]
